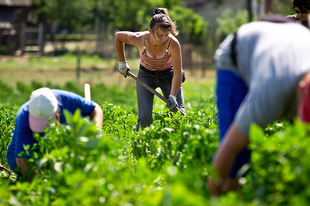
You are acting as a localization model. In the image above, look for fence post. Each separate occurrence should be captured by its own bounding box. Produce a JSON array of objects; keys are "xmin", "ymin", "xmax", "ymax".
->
[
  {"xmin": 95, "ymin": 16, "xmax": 100, "ymax": 53},
  {"xmin": 20, "ymin": 21, "xmax": 26, "ymax": 55},
  {"xmin": 76, "ymin": 46, "xmax": 81, "ymax": 83},
  {"xmin": 201, "ymin": 45, "xmax": 208, "ymax": 77},
  {"xmin": 38, "ymin": 22, "xmax": 44, "ymax": 55}
]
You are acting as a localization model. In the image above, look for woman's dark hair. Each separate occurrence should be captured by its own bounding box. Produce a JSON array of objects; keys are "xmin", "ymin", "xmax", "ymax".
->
[
  {"xmin": 293, "ymin": 0, "xmax": 310, "ymax": 11},
  {"xmin": 149, "ymin": 8, "xmax": 179, "ymax": 36}
]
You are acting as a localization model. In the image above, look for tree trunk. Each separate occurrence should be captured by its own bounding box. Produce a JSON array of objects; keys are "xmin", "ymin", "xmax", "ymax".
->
[
  {"xmin": 247, "ymin": 0, "xmax": 253, "ymax": 22},
  {"xmin": 265, "ymin": 0, "xmax": 273, "ymax": 13}
]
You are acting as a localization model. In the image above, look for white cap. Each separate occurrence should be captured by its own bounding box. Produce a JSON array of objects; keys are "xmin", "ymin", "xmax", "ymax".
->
[{"xmin": 28, "ymin": 88, "xmax": 58, "ymax": 133}]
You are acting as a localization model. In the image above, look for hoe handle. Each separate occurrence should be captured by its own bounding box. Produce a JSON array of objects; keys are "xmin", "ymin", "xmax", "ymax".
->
[{"xmin": 127, "ymin": 71, "xmax": 185, "ymax": 116}]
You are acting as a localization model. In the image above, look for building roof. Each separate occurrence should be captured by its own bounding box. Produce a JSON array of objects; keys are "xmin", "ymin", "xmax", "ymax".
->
[{"xmin": 0, "ymin": 0, "xmax": 32, "ymax": 7}]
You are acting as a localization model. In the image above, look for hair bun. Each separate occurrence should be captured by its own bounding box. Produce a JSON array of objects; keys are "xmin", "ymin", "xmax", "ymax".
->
[{"xmin": 153, "ymin": 8, "xmax": 165, "ymax": 15}]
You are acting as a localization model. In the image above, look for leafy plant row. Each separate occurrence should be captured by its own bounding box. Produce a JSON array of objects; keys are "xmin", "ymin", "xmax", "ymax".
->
[{"xmin": 1, "ymin": 80, "xmax": 310, "ymax": 205}]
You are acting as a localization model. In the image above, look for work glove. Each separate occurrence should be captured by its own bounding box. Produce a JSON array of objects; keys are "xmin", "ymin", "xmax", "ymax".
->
[
  {"xmin": 166, "ymin": 95, "xmax": 178, "ymax": 112},
  {"xmin": 116, "ymin": 61, "xmax": 130, "ymax": 78}
]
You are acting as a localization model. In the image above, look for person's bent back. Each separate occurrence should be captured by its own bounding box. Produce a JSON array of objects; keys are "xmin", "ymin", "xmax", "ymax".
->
[{"xmin": 6, "ymin": 88, "xmax": 103, "ymax": 181}]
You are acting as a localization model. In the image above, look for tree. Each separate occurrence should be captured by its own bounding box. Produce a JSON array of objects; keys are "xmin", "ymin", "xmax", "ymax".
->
[
  {"xmin": 31, "ymin": 0, "xmax": 208, "ymax": 46},
  {"xmin": 169, "ymin": 6, "xmax": 208, "ymax": 45},
  {"xmin": 216, "ymin": 9, "xmax": 249, "ymax": 41},
  {"xmin": 32, "ymin": 0, "xmax": 93, "ymax": 32}
]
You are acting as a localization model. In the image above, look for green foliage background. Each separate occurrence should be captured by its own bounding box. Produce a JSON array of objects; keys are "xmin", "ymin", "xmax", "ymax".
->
[
  {"xmin": 32, "ymin": 0, "xmax": 208, "ymax": 45},
  {"xmin": 216, "ymin": 9, "xmax": 250, "ymax": 41}
]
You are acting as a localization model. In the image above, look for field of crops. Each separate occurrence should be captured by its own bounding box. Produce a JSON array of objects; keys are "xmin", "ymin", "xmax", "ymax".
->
[{"xmin": 1, "ymin": 78, "xmax": 310, "ymax": 206}]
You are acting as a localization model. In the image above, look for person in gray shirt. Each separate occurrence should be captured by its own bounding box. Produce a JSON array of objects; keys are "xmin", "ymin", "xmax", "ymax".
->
[
  {"xmin": 286, "ymin": 0, "xmax": 310, "ymax": 27},
  {"xmin": 208, "ymin": 20, "xmax": 310, "ymax": 195}
]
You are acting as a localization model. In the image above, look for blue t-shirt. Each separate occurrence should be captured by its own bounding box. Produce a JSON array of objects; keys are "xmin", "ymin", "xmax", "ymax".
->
[{"xmin": 6, "ymin": 89, "xmax": 96, "ymax": 170}]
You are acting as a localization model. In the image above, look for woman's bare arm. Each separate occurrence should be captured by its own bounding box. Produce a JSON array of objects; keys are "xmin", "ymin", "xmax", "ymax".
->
[
  {"xmin": 115, "ymin": 31, "xmax": 144, "ymax": 61},
  {"xmin": 169, "ymin": 38, "xmax": 183, "ymax": 96}
]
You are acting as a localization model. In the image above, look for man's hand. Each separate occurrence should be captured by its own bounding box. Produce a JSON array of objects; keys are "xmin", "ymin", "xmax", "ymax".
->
[
  {"xmin": 208, "ymin": 122, "xmax": 250, "ymax": 195},
  {"xmin": 166, "ymin": 95, "xmax": 178, "ymax": 112},
  {"xmin": 208, "ymin": 176, "xmax": 223, "ymax": 196},
  {"xmin": 16, "ymin": 158, "xmax": 36, "ymax": 181},
  {"xmin": 117, "ymin": 61, "xmax": 130, "ymax": 78}
]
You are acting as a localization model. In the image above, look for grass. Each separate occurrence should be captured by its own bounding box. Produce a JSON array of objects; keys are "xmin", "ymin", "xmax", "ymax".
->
[
  {"xmin": 0, "ymin": 53, "xmax": 139, "ymax": 88},
  {"xmin": 0, "ymin": 53, "xmax": 216, "ymax": 93},
  {"xmin": 0, "ymin": 53, "xmax": 115, "ymax": 71}
]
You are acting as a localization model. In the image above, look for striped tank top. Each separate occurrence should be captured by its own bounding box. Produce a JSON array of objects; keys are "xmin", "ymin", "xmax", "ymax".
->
[{"xmin": 140, "ymin": 33, "xmax": 173, "ymax": 71}]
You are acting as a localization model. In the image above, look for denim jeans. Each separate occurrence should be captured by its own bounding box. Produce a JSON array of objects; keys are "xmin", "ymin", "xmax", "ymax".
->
[
  {"xmin": 136, "ymin": 65, "xmax": 185, "ymax": 131},
  {"xmin": 216, "ymin": 69, "xmax": 251, "ymax": 178}
]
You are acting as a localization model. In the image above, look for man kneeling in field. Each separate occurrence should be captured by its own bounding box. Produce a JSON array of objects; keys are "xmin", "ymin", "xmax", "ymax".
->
[
  {"xmin": 208, "ymin": 17, "xmax": 310, "ymax": 195},
  {"xmin": 6, "ymin": 87, "xmax": 103, "ymax": 181}
]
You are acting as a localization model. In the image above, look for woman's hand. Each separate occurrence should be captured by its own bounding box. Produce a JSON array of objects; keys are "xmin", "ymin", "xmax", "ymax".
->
[
  {"xmin": 117, "ymin": 61, "xmax": 130, "ymax": 78},
  {"xmin": 166, "ymin": 95, "xmax": 178, "ymax": 111}
]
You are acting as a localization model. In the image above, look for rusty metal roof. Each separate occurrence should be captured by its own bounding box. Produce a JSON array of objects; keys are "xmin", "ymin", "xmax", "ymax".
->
[{"xmin": 0, "ymin": 0, "xmax": 32, "ymax": 7}]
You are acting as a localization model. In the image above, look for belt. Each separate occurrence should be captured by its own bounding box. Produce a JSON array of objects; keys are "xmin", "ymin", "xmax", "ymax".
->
[
  {"xmin": 139, "ymin": 64, "xmax": 172, "ymax": 75},
  {"xmin": 231, "ymin": 32, "xmax": 238, "ymax": 67}
]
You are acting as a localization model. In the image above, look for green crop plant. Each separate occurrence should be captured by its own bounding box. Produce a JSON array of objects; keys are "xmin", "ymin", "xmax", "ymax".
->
[
  {"xmin": 0, "ymin": 107, "xmax": 16, "ymax": 170},
  {"xmin": 242, "ymin": 121, "xmax": 310, "ymax": 205},
  {"xmin": 1, "ymin": 80, "xmax": 310, "ymax": 205}
]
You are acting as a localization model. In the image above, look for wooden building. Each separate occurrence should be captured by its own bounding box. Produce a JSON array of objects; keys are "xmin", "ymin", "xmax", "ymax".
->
[{"xmin": 0, "ymin": 0, "xmax": 43, "ymax": 55}]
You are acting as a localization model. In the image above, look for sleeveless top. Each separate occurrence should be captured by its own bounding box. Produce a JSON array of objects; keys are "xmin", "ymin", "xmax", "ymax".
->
[{"xmin": 140, "ymin": 33, "xmax": 173, "ymax": 71}]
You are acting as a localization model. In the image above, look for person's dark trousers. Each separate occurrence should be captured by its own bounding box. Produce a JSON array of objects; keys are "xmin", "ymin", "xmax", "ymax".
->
[{"xmin": 216, "ymin": 69, "xmax": 251, "ymax": 178}]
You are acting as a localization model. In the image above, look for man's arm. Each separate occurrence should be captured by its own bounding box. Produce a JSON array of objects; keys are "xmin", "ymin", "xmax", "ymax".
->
[
  {"xmin": 16, "ymin": 157, "xmax": 35, "ymax": 181},
  {"xmin": 89, "ymin": 103, "xmax": 103, "ymax": 130},
  {"xmin": 208, "ymin": 122, "xmax": 249, "ymax": 195}
]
